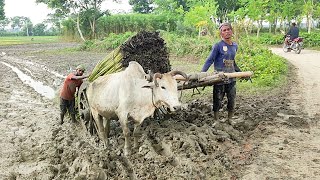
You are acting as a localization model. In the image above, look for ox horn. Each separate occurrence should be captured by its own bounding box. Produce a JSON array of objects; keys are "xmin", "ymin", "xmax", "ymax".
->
[
  {"xmin": 153, "ymin": 73, "xmax": 162, "ymax": 87},
  {"xmin": 144, "ymin": 70, "xmax": 153, "ymax": 82},
  {"xmin": 169, "ymin": 70, "xmax": 188, "ymax": 80}
]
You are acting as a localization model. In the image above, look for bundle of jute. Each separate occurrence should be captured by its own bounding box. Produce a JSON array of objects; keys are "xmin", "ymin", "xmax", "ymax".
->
[{"xmin": 88, "ymin": 31, "xmax": 171, "ymax": 82}]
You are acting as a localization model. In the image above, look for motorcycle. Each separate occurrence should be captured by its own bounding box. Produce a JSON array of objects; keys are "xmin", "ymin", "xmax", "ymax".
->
[{"xmin": 282, "ymin": 35, "xmax": 303, "ymax": 54}]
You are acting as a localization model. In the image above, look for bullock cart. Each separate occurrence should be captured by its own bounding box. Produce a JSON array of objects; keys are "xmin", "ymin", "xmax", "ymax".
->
[
  {"xmin": 77, "ymin": 71, "xmax": 253, "ymax": 137},
  {"xmin": 77, "ymin": 81, "xmax": 97, "ymax": 135}
]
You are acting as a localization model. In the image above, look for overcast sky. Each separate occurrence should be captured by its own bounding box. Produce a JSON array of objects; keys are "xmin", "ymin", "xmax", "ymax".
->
[{"xmin": 4, "ymin": 0, "xmax": 132, "ymax": 24}]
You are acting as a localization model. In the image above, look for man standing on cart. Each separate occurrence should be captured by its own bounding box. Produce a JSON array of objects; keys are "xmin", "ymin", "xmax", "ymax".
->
[{"xmin": 201, "ymin": 22, "xmax": 241, "ymax": 124}]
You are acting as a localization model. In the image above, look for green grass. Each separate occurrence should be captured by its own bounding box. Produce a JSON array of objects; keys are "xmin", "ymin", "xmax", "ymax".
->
[{"xmin": 0, "ymin": 36, "xmax": 61, "ymax": 46}]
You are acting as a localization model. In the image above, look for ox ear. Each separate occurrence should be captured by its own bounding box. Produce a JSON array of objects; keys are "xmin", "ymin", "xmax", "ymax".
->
[{"xmin": 142, "ymin": 82, "xmax": 155, "ymax": 89}]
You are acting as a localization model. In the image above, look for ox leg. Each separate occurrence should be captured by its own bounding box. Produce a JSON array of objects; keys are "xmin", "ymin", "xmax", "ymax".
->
[
  {"xmin": 133, "ymin": 123, "xmax": 142, "ymax": 148},
  {"xmin": 99, "ymin": 116, "xmax": 109, "ymax": 147},
  {"xmin": 105, "ymin": 119, "xmax": 111, "ymax": 139},
  {"xmin": 118, "ymin": 114, "xmax": 130, "ymax": 156},
  {"xmin": 92, "ymin": 111, "xmax": 108, "ymax": 147}
]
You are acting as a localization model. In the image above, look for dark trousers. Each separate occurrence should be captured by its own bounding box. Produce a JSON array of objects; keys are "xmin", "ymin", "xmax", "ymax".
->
[
  {"xmin": 60, "ymin": 98, "xmax": 76, "ymax": 122},
  {"xmin": 213, "ymin": 81, "xmax": 236, "ymax": 112}
]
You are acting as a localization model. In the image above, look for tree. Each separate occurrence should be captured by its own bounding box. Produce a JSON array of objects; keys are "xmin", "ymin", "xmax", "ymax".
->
[
  {"xmin": 184, "ymin": 2, "xmax": 218, "ymax": 36},
  {"xmin": 236, "ymin": 0, "xmax": 269, "ymax": 37},
  {"xmin": 216, "ymin": 0, "xmax": 241, "ymax": 22},
  {"xmin": 0, "ymin": 0, "xmax": 4, "ymax": 20},
  {"xmin": 23, "ymin": 19, "xmax": 33, "ymax": 36},
  {"xmin": 129, "ymin": 0, "xmax": 154, "ymax": 13},
  {"xmin": 36, "ymin": 0, "xmax": 108, "ymax": 40},
  {"xmin": 10, "ymin": 16, "xmax": 33, "ymax": 35},
  {"xmin": 302, "ymin": 0, "xmax": 319, "ymax": 33},
  {"xmin": 153, "ymin": 0, "xmax": 189, "ymax": 14},
  {"xmin": 0, "ymin": 18, "xmax": 9, "ymax": 30},
  {"xmin": 44, "ymin": 13, "xmax": 64, "ymax": 34},
  {"xmin": 10, "ymin": 16, "xmax": 25, "ymax": 30},
  {"xmin": 33, "ymin": 23, "xmax": 47, "ymax": 36}
]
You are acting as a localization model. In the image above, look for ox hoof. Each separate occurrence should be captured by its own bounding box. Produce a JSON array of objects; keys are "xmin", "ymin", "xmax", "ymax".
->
[
  {"xmin": 104, "ymin": 140, "xmax": 109, "ymax": 148},
  {"xmin": 124, "ymin": 151, "xmax": 129, "ymax": 156},
  {"xmin": 134, "ymin": 140, "xmax": 139, "ymax": 149},
  {"xmin": 124, "ymin": 148, "xmax": 131, "ymax": 156}
]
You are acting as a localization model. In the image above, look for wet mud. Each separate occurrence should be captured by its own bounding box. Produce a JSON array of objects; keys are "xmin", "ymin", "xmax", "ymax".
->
[{"xmin": 0, "ymin": 43, "xmax": 315, "ymax": 179}]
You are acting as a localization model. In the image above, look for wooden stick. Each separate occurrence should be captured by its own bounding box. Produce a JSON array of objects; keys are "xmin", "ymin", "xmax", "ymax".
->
[
  {"xmin": 177, "ymin": 71, "xmax": 254, "ymax": 90},
  {"xmin": 175, "ymin": 71, "xmax": 253, "ymax": 81}
]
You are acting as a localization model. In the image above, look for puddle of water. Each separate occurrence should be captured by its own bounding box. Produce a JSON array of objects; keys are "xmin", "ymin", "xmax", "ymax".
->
[
  {"xmin": 1, "ymin": 61, "xmax": 55, "ymax": 99},
  {"xmin": 6, "ymin": 57, "xmax": 65, "ymax": 79},
  {"xmin": 24, "ymin": 59, "xmax": 65, "ymax": 79}
]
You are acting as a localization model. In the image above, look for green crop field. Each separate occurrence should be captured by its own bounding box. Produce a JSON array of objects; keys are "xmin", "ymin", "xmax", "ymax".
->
[{"xmin": 0, "ymin": 36, "xmax": 60, "ymax": 46}]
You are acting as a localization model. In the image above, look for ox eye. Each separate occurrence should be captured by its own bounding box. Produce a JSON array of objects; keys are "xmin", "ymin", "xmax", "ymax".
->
[{"xmin": 161, "ymin": 86, "xmax": 166, "ymax": 90}]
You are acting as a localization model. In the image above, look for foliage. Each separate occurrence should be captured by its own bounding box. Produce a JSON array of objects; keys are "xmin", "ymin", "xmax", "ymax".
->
[
  {"xmin": 37, "ymin": 0, "xmax": 108, "ymax": 40},
  {"xmin": 215, "ymin": 0, "xmax": 240, "ymax": 21},
  {"xmin": 300, "ymin": 31, "xmax": 320, "ymax": 47},
  {"xmin": 153, "ymin": 0, "xmax": 189, "ymax": 13},
  {"xmin": 0, "ymin": 31, "xmax": 24, "ymax": 37},
  {"xmin": 0, "ymin": 36, "xmax": 60, "ymax": 46},
  {"xmin": 96, "ymin": 14, "xmax": 177, "ymax": 37},
  {"xmin": 0, "ymin": 0, "xmax": 4, "ymax": 20},
  {"xmin": 61, "ymin": 18, "xmax": 77, "ymax": 40},
  {"xmin": 0, "ymin": 18, "xmax": 9, "ymax": 30},
  {"xmin": 79, "ymin": 8, "xmax": 107, "ymax": 39},
  {"xmin": 236, "ymin": 40, "xmax": 287, "ymax": 87},
  {"xmin": 10, "ymin": 16, "xmax": 29, "ymax": 30},
  {"xmin": 249, "ymin": 33, "xmax": 284, "ymax": 45},
  {"xmin": 183, "ymin": 2, "xmax": 218, "ymax": 29},
  {"xmin": 175, "ymin": 20, "xmax": 197, "ymax": 36},
  {"xmin": 161, "ymin": 31, "xmax": 213, "ymax": 59},
  {"xmin": 251, "ymin": 31, "xmax": 320, "ymax": 48},
  {"xmin": 33, "ymin": 23, "xmax": 47, "ymax": 36},
  {"xmin": 129, "ymin": 0, "xmax": 154, "ymax": 13}
]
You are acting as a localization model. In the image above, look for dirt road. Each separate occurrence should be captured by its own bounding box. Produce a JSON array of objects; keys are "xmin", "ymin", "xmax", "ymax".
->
[
  {"xmin": 0, "ymin": 43, "xmax": 319, "ymax": 179},
  {"xmin": 241, "ymin": 48, "xmax": 320, "ymax": 179}
]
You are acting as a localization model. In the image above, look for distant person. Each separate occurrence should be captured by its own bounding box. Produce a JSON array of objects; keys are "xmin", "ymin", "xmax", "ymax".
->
[
  {"xmin": 287, "ymin": 22, "xmax": 299, "ymax": 41},
  {"xmin": 201, "ymin": 22, "xmax": 241, "ymax": 124},
  {"xmin": 60, "ymin": 65, "xmax": 89, "ymax": 124}
]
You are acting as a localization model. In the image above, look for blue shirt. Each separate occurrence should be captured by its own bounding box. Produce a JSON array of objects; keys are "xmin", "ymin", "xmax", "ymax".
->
[
  {"xmin": 201, "ymin": 40, "xmax": 241, "ymax": 83},
  {"xmin": 201, "ymin": 40, "xmax": 240, "ymax": 72},
  {"xmin": 287, "ymin": 26, "xmax": 299, "ymax": 40}
]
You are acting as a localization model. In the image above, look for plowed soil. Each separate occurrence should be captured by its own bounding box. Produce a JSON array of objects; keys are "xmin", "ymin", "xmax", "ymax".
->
[{"xmin": 0, "ymin": 43, "xmax": 319, "ymax": 179}]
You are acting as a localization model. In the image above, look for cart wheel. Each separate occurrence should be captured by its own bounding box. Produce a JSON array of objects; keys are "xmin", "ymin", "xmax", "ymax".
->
[{"xmin": 78, "ymin": 82, "xmax": 97, "ymax": 136}]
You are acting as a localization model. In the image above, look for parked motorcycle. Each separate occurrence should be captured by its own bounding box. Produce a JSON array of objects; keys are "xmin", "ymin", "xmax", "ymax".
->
[{"xmin": 283, "ymin": 35, "xmax": 303, "ymax": 54}]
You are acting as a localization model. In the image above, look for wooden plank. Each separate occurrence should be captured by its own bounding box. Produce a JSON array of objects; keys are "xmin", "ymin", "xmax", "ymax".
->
[
  {"xmin": 175, "ymin": 71, "xmax": 253, "ymax": 81},
  {"xmin": 177, "ymin": 71, "xmax": 254, "ymax": 90}
]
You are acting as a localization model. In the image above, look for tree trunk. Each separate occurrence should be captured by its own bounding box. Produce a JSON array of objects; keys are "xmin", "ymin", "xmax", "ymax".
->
[
  {"xmin": 274, "ymin": 19, "xmax": 278, "ymax": 34},
  {"xmin": 77, "ymin": 14, "xmax": 86, "ymax": 42},
  {"xmin": 308, "ymin": 14, "xmax": 312, "ymax": 34},
  {"xmin": 89, "ymin": 18, "xmax": 96, "ymax": 39}
]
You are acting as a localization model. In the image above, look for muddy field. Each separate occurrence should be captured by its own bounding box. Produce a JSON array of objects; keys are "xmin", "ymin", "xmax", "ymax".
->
[{"xmin": 0, "ymin": 43, "xmax": 319, "ymax": 179}]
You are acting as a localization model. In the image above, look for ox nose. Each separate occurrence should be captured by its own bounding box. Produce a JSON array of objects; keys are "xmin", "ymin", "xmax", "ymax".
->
[{"xmin": 173, "ymin": 106, "xmax": 181, "ymax": 111}]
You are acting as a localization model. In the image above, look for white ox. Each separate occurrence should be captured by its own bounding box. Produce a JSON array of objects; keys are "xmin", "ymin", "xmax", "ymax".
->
[{"xmin": 86, "ymin": 61, "xmax": 187, "ymax": 156}]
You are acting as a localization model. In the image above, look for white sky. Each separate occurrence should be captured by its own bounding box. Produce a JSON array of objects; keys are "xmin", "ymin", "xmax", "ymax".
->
[{"xmin": 4, "ymin": 0, "xmax": 132, "ymax": 24}]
